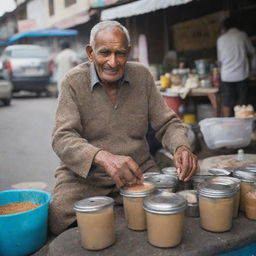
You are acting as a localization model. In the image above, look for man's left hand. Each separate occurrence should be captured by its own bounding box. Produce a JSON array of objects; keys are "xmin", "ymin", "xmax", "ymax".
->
[{"xmin": 173, "ymin": 146, "xmax": 199, "ymax": 181}]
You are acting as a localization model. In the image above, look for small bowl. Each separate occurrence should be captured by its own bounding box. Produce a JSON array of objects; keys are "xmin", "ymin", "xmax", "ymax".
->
[{"xmin": 177, "ymin": 190, "xmax": 199, "ymax": 217}]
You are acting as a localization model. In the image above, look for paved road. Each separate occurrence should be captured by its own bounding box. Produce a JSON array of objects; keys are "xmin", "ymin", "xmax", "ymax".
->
[{"xmin": 0, "ymin": 94, "xmax": 59, "ymax": 193}]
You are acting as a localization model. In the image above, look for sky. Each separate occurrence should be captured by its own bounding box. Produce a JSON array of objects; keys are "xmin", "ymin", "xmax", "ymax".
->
[{"xmin": 0, "ymin": 0, "xmax": 16, "ymax": 17}]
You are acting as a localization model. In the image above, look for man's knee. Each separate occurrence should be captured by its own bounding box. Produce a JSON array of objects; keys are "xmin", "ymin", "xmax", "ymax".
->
[{"xmin": 48, "ymin": 200, "xmax": 76, "ymax": 236}]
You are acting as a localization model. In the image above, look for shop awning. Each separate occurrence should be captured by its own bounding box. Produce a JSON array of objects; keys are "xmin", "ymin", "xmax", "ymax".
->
[
  {"xmin": 7, "ymin": 28, "xmax": 78, "ymax": 44},
  {"xmin": 101, "ymin": 0, "xmax": 193, "ymax": 20}
]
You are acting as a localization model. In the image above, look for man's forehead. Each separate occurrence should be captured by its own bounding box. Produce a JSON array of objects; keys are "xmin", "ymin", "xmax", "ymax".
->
[{"xmin": 95, "ymin": 27, "xmax": 124, "ymax": 41}]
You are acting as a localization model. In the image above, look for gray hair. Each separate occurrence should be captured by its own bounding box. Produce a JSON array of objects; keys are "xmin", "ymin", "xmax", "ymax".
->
[{"xmin": 90, "ymin": 20, "xmax": 131, "ymax": 49}]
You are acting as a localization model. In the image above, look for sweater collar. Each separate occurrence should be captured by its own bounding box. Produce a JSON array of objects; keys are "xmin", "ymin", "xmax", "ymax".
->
[{"xmin": 90, "ymin": 62, "xmax": 129, "ymax": 91}]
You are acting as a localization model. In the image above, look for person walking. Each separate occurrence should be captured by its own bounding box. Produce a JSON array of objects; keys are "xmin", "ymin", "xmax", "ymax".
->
[
  {"xmin": 217, "ymin": 17, "xmax": 256, "ymax": 117},
  {"xmin": 55, "ymin": 41, "xmax": 78, "ymax": 93}
]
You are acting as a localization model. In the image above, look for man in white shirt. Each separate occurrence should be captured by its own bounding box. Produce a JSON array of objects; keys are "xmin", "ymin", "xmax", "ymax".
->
[
  {"xmin": 217, "ymin": 17, "xmax": 256, "ymax": 117},
  {"xmin": 56, "ymin": 41, "xmax": 78, "ymax": 93}
]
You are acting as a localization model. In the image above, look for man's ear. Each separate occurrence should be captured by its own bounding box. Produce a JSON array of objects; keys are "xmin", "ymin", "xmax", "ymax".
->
[{"xmin": 85, "ymin": 45, "xmax": 93, "ymax": 62}]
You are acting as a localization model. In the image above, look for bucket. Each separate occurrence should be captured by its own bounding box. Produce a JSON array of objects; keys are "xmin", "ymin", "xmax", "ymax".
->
[
  {"xmin": 163, "ymin": 95, "xmax": 184, "ymax": 117},
  {"xmin": 0, "ymin": 189, "xmax": 51, "ymax": 256},
  {"xmin": 183, "ymin": 113, "xmax": 197, "ymax": 124}
]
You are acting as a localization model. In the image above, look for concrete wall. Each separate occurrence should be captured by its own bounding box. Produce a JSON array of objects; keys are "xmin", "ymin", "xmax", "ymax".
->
[
  {"xmin": 44, "ymin": 0, "xmax": 90, "ymax": 29},
  {"xmin": 27, "ymin": 0, "xmax": 46, "ymax": 29}
]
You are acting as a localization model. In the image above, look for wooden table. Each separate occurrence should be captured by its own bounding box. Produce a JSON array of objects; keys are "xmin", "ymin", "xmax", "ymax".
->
[
  {"xmin": 46, "ymin": 206, "xmax": 256, "ymax": 256},
  {"xmin": 157, "ymin": 82, "xmax": 221, "ymax": 117},
  {"xmin": 188, "ymin": 87, "xmax": 220, "ymax": 117}
]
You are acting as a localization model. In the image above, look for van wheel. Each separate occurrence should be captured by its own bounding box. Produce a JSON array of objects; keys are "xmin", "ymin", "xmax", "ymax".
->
[
  {"xmin": 36, "ymin": 91, "xmax": 41, "ymax": 97},
  {"xmin": 3, "ymin": 99, "xmax": 11, "ymax": 106}
]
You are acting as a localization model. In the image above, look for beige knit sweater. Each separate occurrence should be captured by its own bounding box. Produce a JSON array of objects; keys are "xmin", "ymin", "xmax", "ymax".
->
[{"xmin": 52, "ymin": 61, "xmax": 190, "ymax": 185}]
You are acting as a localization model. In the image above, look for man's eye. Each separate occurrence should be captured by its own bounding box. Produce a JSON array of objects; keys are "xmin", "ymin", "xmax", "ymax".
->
[
  {"xmin": 100, "ymin": 51, "xmax": 109, "ymax": 56},
  {"xmin": 117, "ymin": 52, "xmax": 126, "ymax": 57}
]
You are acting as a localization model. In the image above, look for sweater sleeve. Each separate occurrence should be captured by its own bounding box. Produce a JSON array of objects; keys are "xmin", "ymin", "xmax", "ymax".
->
[
  {"xmin": 52, "ymin": 75, "xmax": 101, "ymax": 178},
  {"xmin": 146, "ymin": 71, "xmax": 190, "ymax": 154}
]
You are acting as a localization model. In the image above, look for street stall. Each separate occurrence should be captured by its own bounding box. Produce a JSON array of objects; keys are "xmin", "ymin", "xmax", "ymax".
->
[{"xmin": 47, "ymin": 206, "xmax": 256, "ymax": 256}]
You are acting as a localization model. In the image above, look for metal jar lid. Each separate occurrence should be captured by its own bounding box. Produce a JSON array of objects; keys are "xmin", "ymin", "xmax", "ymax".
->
[
  {"xmin": 143, "ymin": 174, "xmax": 178, "ymax": 189},
  {"xmin": 207, "ymin": 176, "xmax": 241, "ymax": 191},
  {"xmin": 208, "ymin": 168, "xmax": 231, "ymax": 176},
  {"xmin": 197, "ymin": 180, "xmax": 237, "ymax": 198},
  {"xmin": 177, "ymin": 190, "xmax": 198, "ymax": 206},
  {"xmin": 73, "ymin": 196, "xmax": 114, "ymax": 213},
  {"xmin": 143, "ymin": 191, "xmax": 187, "ymax": 214},
  {"xmin": 120, "ymin": 182, "xmax": 155, "ymax": 198},
  {"xmin": 240, "ymin": 166, "xmax": 256, "ymax": 173},
  {"xmin": 143, "ymin": 172, "xmax": 160, "ymax": 180},
  {"xmin": 161, "ymin": 167, "xmax": 178, "ymax": 176},
  {"xmin": 233, "ymin": 169, "xmax": 256, "ymax": 182}
]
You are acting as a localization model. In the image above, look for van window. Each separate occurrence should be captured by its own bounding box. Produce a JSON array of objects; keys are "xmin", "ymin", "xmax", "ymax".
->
[{"xmin": 10, "ymin": 49, "xmax": 48, "ymax": 59}]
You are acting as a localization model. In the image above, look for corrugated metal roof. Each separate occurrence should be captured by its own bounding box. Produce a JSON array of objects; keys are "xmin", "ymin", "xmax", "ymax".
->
[{"xmin": 101, "ymin": 0, "xmax": 193, "ymax": 20}]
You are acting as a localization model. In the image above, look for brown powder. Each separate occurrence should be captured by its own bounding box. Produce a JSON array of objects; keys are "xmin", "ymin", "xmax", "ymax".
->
[
  {"xmin": 124, "ymin": 184, "xmax": 154, "ymax": 192},
  {"xmin": 0, "ymin": 202, "xmax": 40, "ymax": 215}
]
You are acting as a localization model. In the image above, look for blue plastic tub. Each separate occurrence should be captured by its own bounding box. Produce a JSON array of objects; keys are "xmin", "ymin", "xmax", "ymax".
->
[{"xmin": 0, "ymin": 189, "xmax": 51, "ymax": 256}]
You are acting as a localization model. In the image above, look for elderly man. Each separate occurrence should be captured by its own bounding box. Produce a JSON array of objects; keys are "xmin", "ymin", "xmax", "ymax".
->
[{"xmin": 49, "ymin": 20, "xmax": 198, "ymax": 235}]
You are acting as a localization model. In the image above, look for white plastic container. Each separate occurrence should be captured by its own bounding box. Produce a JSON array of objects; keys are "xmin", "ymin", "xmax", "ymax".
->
[{"xmin": 199, "ymin": 117, "xmax": 254, "ymax": 149}]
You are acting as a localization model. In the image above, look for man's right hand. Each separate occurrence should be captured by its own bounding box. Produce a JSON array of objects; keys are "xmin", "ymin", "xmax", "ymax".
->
[{"xmin": 93, "ymin": 150, "xmax": 143, "ymax": 187}]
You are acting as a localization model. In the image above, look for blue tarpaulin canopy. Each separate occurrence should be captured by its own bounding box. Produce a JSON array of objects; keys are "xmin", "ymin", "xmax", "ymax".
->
[{"xmin": 6, "ymin": 28, "xmax": 78, "ymax": 44}]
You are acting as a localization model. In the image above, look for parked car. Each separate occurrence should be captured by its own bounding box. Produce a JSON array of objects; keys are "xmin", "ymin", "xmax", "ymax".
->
[
  {"xmin": 1, "ymin": 44, "xmax": 53, "ymax": 95},
  {"xmin": 0, "ymin": 60, "xmax": 12, "ymax": 106}
]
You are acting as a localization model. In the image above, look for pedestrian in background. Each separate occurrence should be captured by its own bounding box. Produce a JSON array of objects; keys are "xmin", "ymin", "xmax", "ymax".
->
[
  {"xmin": 217, "ymin": 17, "xmax": 256, "ymax": 117},
  {"xmin": 55, "ymin": 41, "xmax": 78, "ymax": 93}
]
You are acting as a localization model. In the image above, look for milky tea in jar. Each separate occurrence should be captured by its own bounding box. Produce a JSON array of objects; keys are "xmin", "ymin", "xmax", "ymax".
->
[
  {"xmin": 198, "ymin": 180, "xmax": 236, "ymax": 232},
  {"xmin": 144, "ymin": 191, "xmax": 187, "ymax": 248},
  {"xmin": 245, "ymin": 189, "xmax": 256, "ymax": 220},
  {"xmin": 144, "ymin": 173, "xmax": 178, "ymax": 193},
  {"xmin": 233, "ymin": 169, "xmax": 256, "ymax": 212},
  {"xmin": 206, "ymin": 177, "xmax": 241, "ymax": 218},
  {"xmin": 120, "ymin": 182, "xmax": 155, "ymax": 231},
  {"xmin": 73, "ymin": 196, "xmax": 115, "ymax": 250}
]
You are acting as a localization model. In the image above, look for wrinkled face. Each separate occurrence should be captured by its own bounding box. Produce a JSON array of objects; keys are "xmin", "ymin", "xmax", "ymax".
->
[{"xmin": 86, "ymin": 27, "xmax": 131, "ymax": 84}]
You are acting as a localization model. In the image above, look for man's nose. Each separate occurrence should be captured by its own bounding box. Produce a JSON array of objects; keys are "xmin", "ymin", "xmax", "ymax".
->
[{"xmin": 107, "ymin": 53, "xmax": 118, "ymax": 67}]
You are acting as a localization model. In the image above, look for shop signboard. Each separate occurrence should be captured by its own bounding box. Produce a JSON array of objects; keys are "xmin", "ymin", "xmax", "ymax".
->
[{"xmin": 173, "ymin": 11, "xmax": 228, "ymax": 51}]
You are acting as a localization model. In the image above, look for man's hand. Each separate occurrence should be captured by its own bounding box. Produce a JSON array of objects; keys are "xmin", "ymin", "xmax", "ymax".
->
[
  {"xmin": 93, "ymin": 150, "xmax": 143, "ymax": 187},
  {"xmin": 173, "ymin": 146, "xmax": 199, "ymax": 181}
]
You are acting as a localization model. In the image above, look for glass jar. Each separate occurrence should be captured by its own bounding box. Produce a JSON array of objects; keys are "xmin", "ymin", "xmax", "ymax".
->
[
  {"xmin": 206, "ymin": 176, "xmax": 241, "ymax": 218},
  {"xmin": 233, "ymin": 169, "xmax": 256, "ymax": 211},
  {"xmin": 73, "ymin": 196, "xmax": 115, "ymax": 250},
  {"xmin": 144, "ymin": 191, "xmax": 187, "ymax": 248},
  {"xmin": 161, "ymin": 167, "xmax": 178, "ymax": 176},
  {"xmin": 197, "ymin": 181, "xmax": 236, "ymax": 232},
  {"xmin": 177, "ymin": 190, "xmax": 199, "ymax": 217},
  {"xmin": 120, "ymin": 182, "xmax": 155, "ymax": 231},
  {"xmin": 143, "ymin": 172, "xmax": 160, "ymax": 180},
  {"xmin": 245, "ymin": 189, "xmax": 256, "ymax": 220},
  {"xmin": 144, "ymin": 174, "xmax": 178, "ymax": 192}
]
